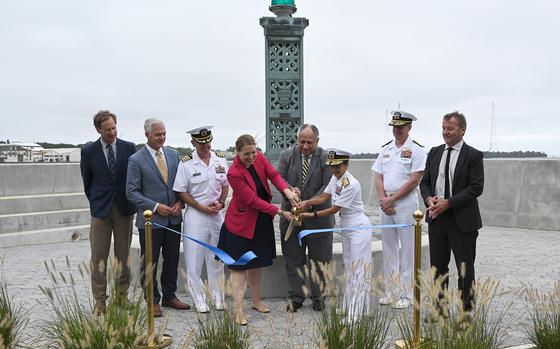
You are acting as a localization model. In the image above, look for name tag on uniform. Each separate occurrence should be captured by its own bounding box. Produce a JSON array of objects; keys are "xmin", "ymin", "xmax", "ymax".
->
[
  {"xmin": 193, "ymin": 172, "xmax": 202, "ymax": 177},
  {"xmin": 335, "ymin": 185, "xmax": 342, "ymax": 195},
  {"xmin": 215, "ymin": 165, "xmax": 225, "ymax": 174},
  {"xmin": 383, "ymin": 154, "xmax": 390, "ymax": 158}
]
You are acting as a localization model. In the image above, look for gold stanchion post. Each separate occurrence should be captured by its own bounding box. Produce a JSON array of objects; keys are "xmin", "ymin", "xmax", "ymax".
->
[
  {"xmin": 395, "ymin": 210, "xmax": 424, "ymax": 349},
  {"xmin": 136, "ymin": 210, "xmax": 172, "ymax": 349}
]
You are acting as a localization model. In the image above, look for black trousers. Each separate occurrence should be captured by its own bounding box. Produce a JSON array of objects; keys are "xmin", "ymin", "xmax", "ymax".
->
[
  {"xmin": 281, "ymin": 230, "xmax": 333, "ymax": 304},
  {"xmin": 138, "ymin": 224, "xmax": 181, "ymax": 304},
  {"xmin": 428, "ymin": 211, "xmax": 478, "ymax": 311}
]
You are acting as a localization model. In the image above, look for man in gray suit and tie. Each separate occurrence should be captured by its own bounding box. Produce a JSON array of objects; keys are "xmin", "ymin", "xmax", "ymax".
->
[
  {"xmin": 277, "ymin": 124, "xmax": 335, "ymax": 312},
  {"xmin": 126, "ymin": 118, "xmax": 190, "ymax": 317}
]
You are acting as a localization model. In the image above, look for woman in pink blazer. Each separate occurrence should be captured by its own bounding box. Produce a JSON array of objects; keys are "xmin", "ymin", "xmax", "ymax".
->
[{"xmin": 218, "ymin": 134, "xmax": 297, "ymax": 325}]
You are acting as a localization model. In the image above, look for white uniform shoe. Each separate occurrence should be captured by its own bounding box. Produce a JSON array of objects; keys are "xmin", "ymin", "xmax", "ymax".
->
[
  {"xmin": 195, "ymin": 303, "xmax": 210, "ymax": 313},
  {"xmin": 391, "ymin": 297, "xmax": 411, "ymax": 309},
  {"xmin": 214, "ymin": 301, "xmax": 225, "ymax": 311},
  {"xmin": 379, "ymin": 295, "xmax": 393, "ymax": 305}
]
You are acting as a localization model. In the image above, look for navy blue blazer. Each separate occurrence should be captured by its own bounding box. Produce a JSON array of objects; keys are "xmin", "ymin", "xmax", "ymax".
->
[{"xmin": 80, "ymin": 138, "xmax": 137, "ymax": 218}]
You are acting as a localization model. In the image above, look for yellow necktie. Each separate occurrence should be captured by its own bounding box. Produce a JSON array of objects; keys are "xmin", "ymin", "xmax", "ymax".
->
[{"xmin": 156, "ymin": 150, "xmax": 168, "ymax": 184}]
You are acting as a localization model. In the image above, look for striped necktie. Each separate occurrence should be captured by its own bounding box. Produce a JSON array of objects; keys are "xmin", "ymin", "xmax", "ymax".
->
[
  {"xmin": 301, "ymin": 155, "xmax": 310, "ymax": 187},
  {"xmin": 106, "ymin": 144, "xmax": 116, "ymax": 178},
  {"xmin": 156, "ymin": 149, "xmax": 168, "ymax": 184}
]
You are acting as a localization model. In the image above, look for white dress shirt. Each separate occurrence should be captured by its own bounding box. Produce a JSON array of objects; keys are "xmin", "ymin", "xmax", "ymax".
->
[{"xmin": 435, "ymin": 140, "xmax": 464, "ymax": 198}]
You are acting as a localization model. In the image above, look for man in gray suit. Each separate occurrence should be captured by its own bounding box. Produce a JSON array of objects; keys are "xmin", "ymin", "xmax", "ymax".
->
[
  {"xmin": 277, "ymin": 124, "xmax": 335, "ymax": 312},
  {"xmin": 126, "ymin": 118, "xmax": 190, "ymax": 317}
]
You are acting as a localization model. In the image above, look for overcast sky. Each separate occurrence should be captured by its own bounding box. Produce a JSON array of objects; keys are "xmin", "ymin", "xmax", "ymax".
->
[{"xmin": 1, "ymin": 1, "xmax": 559, "ymax": 155}]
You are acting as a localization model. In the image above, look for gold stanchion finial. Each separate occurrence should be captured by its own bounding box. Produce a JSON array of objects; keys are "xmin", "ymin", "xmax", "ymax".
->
[
  {"xmin": 413, "ymin": 209, "xmax": 424, "ymax": 222},
  {"xmin": 143, "ymin": 210, "xmax": 153, "ymax": 220}
]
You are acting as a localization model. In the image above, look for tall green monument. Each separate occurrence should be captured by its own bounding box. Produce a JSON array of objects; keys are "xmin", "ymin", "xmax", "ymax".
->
[{"xmin": 260, "ymin": 0, "xmax": 309, "ymax": 157}]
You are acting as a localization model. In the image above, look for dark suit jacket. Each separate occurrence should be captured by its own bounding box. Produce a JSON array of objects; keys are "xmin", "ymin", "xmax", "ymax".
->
[
  {"xmin": 420, "ymin": 142, "xmax": 484, "ymax": 232},
  {"xmin": 80, "ymin": 138, "xmax": 137, "ymax": 219},
  {"xmin": 126, "ymin": 145, "xmax": 182, "ymax": 229},
  {"xmin": 224, "ymin": 151, "xmax": 288, "ymax": 239},
  {"xmin": 277, "ymin": 146, "xmax": 335, "ymax": 233}
]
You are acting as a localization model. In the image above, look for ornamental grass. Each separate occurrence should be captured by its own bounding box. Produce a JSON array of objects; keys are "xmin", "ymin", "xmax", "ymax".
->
[
  {"xmin": 523, "ymin": 279, "xmax": 560, "ymax": 349},
  {"xmin": 190, "ymin": 306, "xmax": 251, "ymax": 349},
  {"xmin": 39, "ymin": 256, "xmax": 147, "ymax": 349},
  {"xmin": 313, "ymin": 261, "xmax": 391, "ymax": 349},
  {"xmin": 396, "ymin": 268, "xmax": 510, "ymax": 349},
  {"xmin": 0, "ymin": 256, "xmax": 29, "ymax": 349}
]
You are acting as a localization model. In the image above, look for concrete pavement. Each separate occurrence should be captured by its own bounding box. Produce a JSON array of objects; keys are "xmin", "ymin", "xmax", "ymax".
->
[{"xmin": 1, "ymin": 225, "xmax": 558, "ymax": 348}]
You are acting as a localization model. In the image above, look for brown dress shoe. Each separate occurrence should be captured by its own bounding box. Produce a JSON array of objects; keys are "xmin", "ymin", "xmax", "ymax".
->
[
  {"xmin": 153, "ymin": 304, "xmax": 163, "ymax": 318},
  {"xmin": 162, "ymin": 297, "xmax": 190, "ymax": 310}
]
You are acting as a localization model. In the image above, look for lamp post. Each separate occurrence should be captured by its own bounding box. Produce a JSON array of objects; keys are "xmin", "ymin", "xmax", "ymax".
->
[{"xmin": 260, "ymin": 0, "xmax": 308, "ymax": 157}]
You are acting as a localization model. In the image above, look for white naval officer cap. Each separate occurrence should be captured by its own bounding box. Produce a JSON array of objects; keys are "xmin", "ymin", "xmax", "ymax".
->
[
  {"xmin": 187, "ymin": 125, "xmax": 213, "ymax": 143},
  {"xmin": 388, "ymin": 110, "xmax": 417, "ymax": 126},
  {"xmin": 325, "ymin": 148, "xmax": 351, "ymax": 166}
]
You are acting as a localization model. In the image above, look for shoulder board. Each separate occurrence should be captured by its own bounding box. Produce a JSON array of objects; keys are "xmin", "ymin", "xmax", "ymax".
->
[
  {"xmin": 180, "ymin": 154, "xmax": 192, "ymax": 162},
  {"xmin": 215, "ymin": 152, "xmax": 226, "ymax": 158},
  {"xmin": 413, "ymin": 140, "xmax": 424, "ymax": 147},
  {"xmin": 341, "ymin": 177, "xmax": 350, "ymax": 188},
  {"xmin": 381, "ymin": 140, "xmax": 393, "ymax": 147}
]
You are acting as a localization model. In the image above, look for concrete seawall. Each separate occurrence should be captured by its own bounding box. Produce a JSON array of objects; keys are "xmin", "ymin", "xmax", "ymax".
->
[
  {"xmin": 348, "ymin": 158, "xmax": 560, "ymax": 231},
  {"xmin": 1, "ymin": 158, "xmax": 558, "ymax": 245}
]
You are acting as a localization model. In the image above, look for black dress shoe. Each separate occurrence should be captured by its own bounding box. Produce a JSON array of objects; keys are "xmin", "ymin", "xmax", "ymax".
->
[
  {"xmin": 286, "ymin": 301, "xmax": 303, "ymax": 313},
  {"xmin": 312, "ymin": 299, "xmax": 326, "ymax": 311}
]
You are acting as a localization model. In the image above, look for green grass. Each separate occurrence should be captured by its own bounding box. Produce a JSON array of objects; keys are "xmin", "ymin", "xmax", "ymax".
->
[{"xmin": 524, "ymin": 280, "xmax": 560, "ymax": 349}]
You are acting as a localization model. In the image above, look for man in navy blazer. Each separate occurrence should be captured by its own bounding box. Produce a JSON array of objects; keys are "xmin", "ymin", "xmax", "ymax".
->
[
  {"xmin": 126, "ymin": 118, "xmax": 190, "ymax": 317},
  {"xmin": 80, "ymin": 110, "xmax": 137, "ymax": 315},
  {"xmin": 420, "ymin": 111, "xmax": 484, "ymax": 312}
]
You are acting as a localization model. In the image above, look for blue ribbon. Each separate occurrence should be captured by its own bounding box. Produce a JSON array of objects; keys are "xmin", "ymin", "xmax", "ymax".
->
[
  {"xmin": 297, "ymin": 223, "xmax": 415, "ymax": 246},
  {"xmin": 151, "ymin": 222, "xmax": 257, "ymax": 266}
]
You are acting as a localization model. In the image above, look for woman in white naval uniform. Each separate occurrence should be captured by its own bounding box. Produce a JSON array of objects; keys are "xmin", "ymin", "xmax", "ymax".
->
[
  {"xmin": 173, "ymin": 126, "xmax": 229, "ymax": 313},
  {"xmin": 300, "ymin": 149, "xmax": 372, "ymax": 320}
]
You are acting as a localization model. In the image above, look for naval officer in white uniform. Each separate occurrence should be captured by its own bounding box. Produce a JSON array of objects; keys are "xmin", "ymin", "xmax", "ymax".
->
[
  {"xmin": 372, "ymin": 111, "xmax": 426, "ymax": 309},
  {"xmin": 173, "ymin": 126, "xmax": 229, "ymax": 313},
  {"xmin": 299, "ymin": 149, "xmax": 372, "ymax": 321}
]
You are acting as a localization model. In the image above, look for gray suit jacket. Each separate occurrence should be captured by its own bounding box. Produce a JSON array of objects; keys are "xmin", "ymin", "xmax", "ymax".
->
[
  {"xmin": 126, "ymin": 145, "xmax": 182, "ymax": 229},
  {"xmin": 277, "ymin": 146, "xmax": 335, "ymax": 235}
]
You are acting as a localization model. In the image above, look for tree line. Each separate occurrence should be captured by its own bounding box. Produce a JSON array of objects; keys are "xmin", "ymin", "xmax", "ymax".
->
[{"xmin": 34, "ymin": 142, "xmax": 547, "ymax": 158}]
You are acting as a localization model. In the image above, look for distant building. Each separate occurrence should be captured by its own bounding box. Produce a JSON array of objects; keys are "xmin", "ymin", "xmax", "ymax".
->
[
  {"xmin": 0, "ymin": 142, "xmax": 44, "ymax": 163},
  {"xmin": 0, "ymin": 142, "xmax": 81, "ymax": 163},
  {"xmin": 41, "ymin": 148, "xmax": 81, "ymax": 162}
]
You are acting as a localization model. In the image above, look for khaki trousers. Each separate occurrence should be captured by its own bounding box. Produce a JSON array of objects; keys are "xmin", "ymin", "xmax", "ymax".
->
[{"xmin": 90, "ymin": 203, "xmax": 134, "ymax": 301}]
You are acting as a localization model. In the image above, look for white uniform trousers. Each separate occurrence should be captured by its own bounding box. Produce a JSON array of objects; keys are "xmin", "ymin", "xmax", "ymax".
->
[
  {"xmin": 340, "ymin": 213, "xmax": 372, "ymax": 320},
  {"xmin": 183, "ymin": 209, "xmax": 225, "ymax": 308},
  {"xmin": 380, "ymin": 192, "xmax": 417, "ymax": 300}
]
